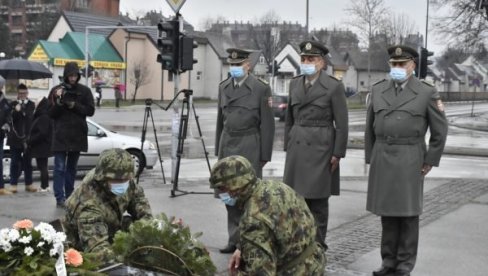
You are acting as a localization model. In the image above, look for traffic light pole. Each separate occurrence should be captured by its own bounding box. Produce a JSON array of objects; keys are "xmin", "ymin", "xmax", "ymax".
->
[{"xmin": 171, "ymin": 72, "xmax": 181, "ymax": 185}]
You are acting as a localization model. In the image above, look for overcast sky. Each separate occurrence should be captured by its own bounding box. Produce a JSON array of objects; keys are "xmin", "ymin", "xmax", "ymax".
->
[{"xmin": 120, "ymin": 0, "xmax": 447, "ymax": 55}]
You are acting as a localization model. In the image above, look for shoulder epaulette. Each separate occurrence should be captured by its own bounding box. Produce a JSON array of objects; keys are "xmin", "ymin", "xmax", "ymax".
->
[
  {"xmin": 258, "ymin": 78, "xmax": 269, "ymax": 85},
  {"xmin": 329, "ymin": 75, "xmax": 340, "ymax": 82},
  {"xmin": 421, "ymin": 79, "xmax": 435, "ymax": 87},
  {"xmin": 372, "ymin": 79, "xmax": 387, "ymax": 86},
  {"xmin": 292, "ymin": 74, "xmax": 303, "ymax": 79}
]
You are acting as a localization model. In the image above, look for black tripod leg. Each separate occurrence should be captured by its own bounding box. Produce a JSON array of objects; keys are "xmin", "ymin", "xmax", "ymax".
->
[
  {"xmin": 171, "ymin": 97, "xmax": 189, "ymax": 197},
  {"xmin": 137, "ymin": 107, "xmax": 149, "ymax": 184},
  {"xmin": 148, "ymin": 108, "xmax": 166, "ymax": 184},
  {"xmin": 192, "ymin": 103, "xmax": 211, "ymax": 173}
]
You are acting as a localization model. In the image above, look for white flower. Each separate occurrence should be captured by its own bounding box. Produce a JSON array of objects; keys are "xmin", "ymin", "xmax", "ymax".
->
[
  {"xmin": 35, "ymin": 223, "xmax": 56, "ymax": 243},
  {"xmin": 49, "ymin": 248, "xmax": 57, "ymax": 257},
  {"xmin": 18, "ymin": 235, "xmax": 32, "ymax": 244},
  {"xmin": 2, "ymin": 243, "xmax": 12, "ymax": 252},
  {"xmin": 24, "ymin": 247, "xmax": 34, "ymax": 256},
  {"xmin": 53, "ymin": 232, "xmax": 66, "ymax": 244},
  {"xmin": 8, "ymin": 229, "xmax": 20, "ymax": 242},
  {"xmin": 37, "ymin": 241, "xmax": 45, "ymax": 247},
  {"xmin": 0, "ymin": 228, "xmax": 9, "ymax": 241}
]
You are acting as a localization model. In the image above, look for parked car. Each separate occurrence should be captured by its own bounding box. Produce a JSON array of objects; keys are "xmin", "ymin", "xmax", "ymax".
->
[
  {"xmin": 2, "ymin": 118, "xmax": 159, "ymax": 180},
  {"xmin": 272, "ymin": 95, "xmax": 288, "ymax": 121}
]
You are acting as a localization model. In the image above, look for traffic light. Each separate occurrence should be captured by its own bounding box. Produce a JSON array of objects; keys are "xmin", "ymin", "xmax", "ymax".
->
[
  {"xmin": 417, "ymin": 47, "xmax": 434, "ymax": 79},
  {"xmin": 156, "ymin": 19, "xmax": 180, "ymax": 73},
  {"xmin": 267, "ymin": 60, "xmax": 280, "ymax": 75},
  {"xmin": 180, "ymin": 36, "xmax": 198, "ymax": 72}
]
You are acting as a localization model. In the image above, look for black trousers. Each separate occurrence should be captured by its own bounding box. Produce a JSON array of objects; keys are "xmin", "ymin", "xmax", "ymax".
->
[
  {"xmin": 380, "ymin": 216, "xmax": 419, "ymax": 272},
  {"xmin": 305, "ymin": 197, "xmax": 329, "ymax": 249},
  {"xmin": 35, "ymin": 158, "xmax": 49, "ymax": 189}
]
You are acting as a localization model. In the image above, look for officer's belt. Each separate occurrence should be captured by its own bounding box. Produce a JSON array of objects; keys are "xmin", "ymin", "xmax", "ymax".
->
[
  {"xmin": 224, "ymin": 127, "xmax": 258, "ymax": 137},
  {"xmin": 294, "ymin": 119, "xmax": 332, "ymax": 127},
  {"xmin": 278, "ymin": 241, "xmax": 317, "ymax": 272},
  {"xmin": 376, "ymin": 136, "xmax": 423, "ymax": 145}
]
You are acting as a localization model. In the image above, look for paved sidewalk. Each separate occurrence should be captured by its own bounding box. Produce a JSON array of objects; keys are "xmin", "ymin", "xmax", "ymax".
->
[{"xmin": 1, "ymin": 151, "xmax": 487, "ymax": 275}]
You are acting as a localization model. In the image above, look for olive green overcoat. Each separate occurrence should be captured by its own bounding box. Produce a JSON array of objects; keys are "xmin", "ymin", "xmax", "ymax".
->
[
  {"xmin": 283, "ymin": 71, "xmax": 349, "ymax": 198},
  {"xmin": 365, "ymin": 77, "xmax": 448, "ymax": 216}
]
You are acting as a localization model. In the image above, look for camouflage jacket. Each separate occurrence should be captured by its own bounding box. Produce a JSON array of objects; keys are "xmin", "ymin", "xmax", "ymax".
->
[
  {"xmin": 63, "ymin": 169, "xmax": 152, "ymax": 263},
  {"xmin": 238, "ymin": 179, "xmax": 326, "ymax": 275}
]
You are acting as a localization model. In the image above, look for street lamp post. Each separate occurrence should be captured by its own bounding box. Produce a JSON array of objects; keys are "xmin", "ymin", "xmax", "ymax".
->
[{"xmin": 0, "ymin": 52, "xmax": 5, "ymax": 60}]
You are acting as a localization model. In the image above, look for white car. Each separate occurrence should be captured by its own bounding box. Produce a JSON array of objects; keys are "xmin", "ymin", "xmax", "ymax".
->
[{"xmin": 2, "ymin": 118, "xmax": 159, "ymax": 180}]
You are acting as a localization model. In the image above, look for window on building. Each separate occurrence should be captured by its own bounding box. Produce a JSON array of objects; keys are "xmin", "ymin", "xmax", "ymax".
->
[
  {"xmin": 196, "ymin": 71, "xmax": 202, "ymax": 80},
  {"xmin": 76, "ymin": 0, "xmax": 89, "ymax": 9},
  {"xmin": 259, "ymin": 56, "xmax": 265, "ymax": 64},
  {"xmin": 360, "ymin": 81, "xmax": 365, "ymax": 86},
  {"xmin": 12, "ymin": 16, "xmax": 23, "ymax": 26}
]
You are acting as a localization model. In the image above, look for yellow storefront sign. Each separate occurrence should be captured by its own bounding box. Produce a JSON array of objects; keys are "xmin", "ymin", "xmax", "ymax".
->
[
  {"xmin": 28, "ymin": 45, "xmax": 49, "ymax": 62},
  {"xmin": 53, "ymin": 59, "xmax": 125, "ymax": 69}
]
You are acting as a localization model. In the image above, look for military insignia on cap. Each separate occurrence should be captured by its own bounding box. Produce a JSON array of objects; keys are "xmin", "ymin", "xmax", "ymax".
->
[
  {"xmin": 395, "ymin": 47, "xmax": 402, "ymax": 56},
  {"xmin": 231, "ymin": 51, "xmax": 238, "ymax": 59},
  {"xmin": 305, "ymin": 43, "xmax": 312, "ymax": 50}
]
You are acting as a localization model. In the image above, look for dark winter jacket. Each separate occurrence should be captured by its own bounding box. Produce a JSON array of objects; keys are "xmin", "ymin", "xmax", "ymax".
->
[
  {"xmin": 0, "ymin": 92, "xmax": 11, "ymax": 140},
  {"xmin": 28, "ymin": 97, "xmax": 53, "ymax": 158},
  {"xmin": 48, "ymin": 62, "xmax": 95, "ymax": 152},
  {"xmin": 7, "ymin": 99, "xmax": 35, "ymax": 149}
]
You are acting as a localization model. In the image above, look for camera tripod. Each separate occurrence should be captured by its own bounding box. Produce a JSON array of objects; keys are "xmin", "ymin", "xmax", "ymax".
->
[
  {"xmin": 160, "ymin": 89, "xmax": 212, "ymax": 197},
  {"xmin": 138, "ymin": 99, "xmax": 166, "ymax": 184}
]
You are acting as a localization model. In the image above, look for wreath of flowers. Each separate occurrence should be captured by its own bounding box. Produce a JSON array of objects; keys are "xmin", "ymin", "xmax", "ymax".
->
[
  {"xmin": 112, "ymin": 213, "xmax": 217, "ymax": 276},
  {"xmin": 0, "ymin": 219, "xmax": 101, "ymax": 276}
]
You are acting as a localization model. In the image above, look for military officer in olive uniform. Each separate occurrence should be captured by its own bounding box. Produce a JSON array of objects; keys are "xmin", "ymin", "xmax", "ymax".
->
[
  {"xmin": 365, "ymin": 45, "xmax": 448, "ymax": 276},
  {"xmin": 215, "ymin": 48, "xmax": 275, "ymax": 254},
  {"xmin": 210, "ymin": 156, "xmax": 326, "ymax": 275},
  {"xmin": 283, "ymin": 40, "xmax": 349, "ymax": 249}
]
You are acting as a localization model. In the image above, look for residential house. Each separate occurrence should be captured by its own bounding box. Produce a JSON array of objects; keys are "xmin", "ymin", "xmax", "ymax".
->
[{"xmin": 342, "ymin": 49, "xmax": 390, "ymax": 93}]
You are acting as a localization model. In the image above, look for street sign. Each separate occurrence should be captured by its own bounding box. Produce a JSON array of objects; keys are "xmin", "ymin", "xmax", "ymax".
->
[{"xmin": 165, "ymin": 0, "xmax": 186, "ymax": 13}]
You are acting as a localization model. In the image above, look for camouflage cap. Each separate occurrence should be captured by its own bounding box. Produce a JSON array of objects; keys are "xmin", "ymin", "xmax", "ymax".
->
[
  {"xmin": 94, "ymin": 148, "xmax": 134, "ymax": 181},
  {"xmin": 209, "ymin": 155, "xmax": 257, "ymax": 191}
]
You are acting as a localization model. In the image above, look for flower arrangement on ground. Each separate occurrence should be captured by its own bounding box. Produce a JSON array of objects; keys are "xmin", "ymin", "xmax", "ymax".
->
[
  {"xmin": 0, "ymin": 219, "xmax": 101, "ymax": 276},
  {"xmin": 112, "ymin": 213, "xmax": 217, "ymax": 276}
]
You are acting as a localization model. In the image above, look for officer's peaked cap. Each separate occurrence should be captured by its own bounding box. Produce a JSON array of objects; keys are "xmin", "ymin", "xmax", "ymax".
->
[
  {"xmin": 226, "ymin": 48, "xmax": 252, "ymax": 64},
  {"xmin": 387, "ymin": 45, "xmax": 419, "ymax": 62},
  {"xmin": 299, "ymin": 40, "xmax": 329, "ymax": 56}
]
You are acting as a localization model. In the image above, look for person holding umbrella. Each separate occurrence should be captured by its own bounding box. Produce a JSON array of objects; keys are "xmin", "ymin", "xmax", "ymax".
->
[
  {"xmin": 0, "ymin": 76, "xmax": 13, "ymax": 195},
  {"xmin": 7, "ymin": 83, "xmax": 37, "ymax": 193}
]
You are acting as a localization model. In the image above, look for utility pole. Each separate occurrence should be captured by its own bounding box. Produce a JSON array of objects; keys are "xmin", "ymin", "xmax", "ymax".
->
[{"xmin": 306, "ymin": 0, "xmax": 309, "ymax": 34}]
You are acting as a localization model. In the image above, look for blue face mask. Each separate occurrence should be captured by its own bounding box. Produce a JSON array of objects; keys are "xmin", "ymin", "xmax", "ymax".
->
[
  {"xmin": 219, "ymin": 192, "xmax": 237, "ymax": 206},
  {"xmin": 229, "ymin": 66, "xmax": 245, "ymax": 78},
  {"xmin": 389, "ymin": 67, "xmax": 408, "ymax": 82},
  {"xmin": 111, "ymin": 181, "xmax": 129, "ymax": 196},
  {"xmin": 300, "ymin": 63, "xmax": 317, "ymax": 76}
]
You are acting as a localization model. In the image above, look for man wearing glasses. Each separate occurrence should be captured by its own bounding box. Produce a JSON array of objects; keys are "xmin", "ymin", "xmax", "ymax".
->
[{"xmin": 365, "ymin": 45, "xmax": 448, "ymax": 276}]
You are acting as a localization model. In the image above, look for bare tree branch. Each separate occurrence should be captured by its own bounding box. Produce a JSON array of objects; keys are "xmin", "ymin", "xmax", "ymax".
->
[
  {"xmin": 129, "ymin": 61, "xmax": 151, "ymax": 103},
  {"xmin": 433, "ymin": 0, "xmax": 488, "ymax": 50},
  {"xmin": 381, "ymin": 12, "xmax": 418, "ymax": 45}
]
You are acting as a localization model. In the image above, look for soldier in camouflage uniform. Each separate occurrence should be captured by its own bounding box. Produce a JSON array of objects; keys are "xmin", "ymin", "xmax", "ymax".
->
[
  {"xmin": 210, "ymin": 155, "xmax": 326, "ymax": 275},
  {"xmin": 62, "ymin": 148, "xmax": 152, "ymax": 263}
]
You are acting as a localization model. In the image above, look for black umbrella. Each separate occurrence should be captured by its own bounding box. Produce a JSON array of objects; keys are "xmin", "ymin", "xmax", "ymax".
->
[{"xmin": 0, "ymin": 58, "xmax": 52, "ymax": 80}]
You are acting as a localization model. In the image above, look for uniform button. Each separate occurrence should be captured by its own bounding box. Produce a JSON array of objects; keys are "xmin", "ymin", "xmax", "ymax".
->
[
  {"xmin": 307, "ymin": 142, "xmax": 311, "ymax": 146},
  {"xmin": 385, "ymin": 116, "xmax": 389, "ymax": 118},
  {"xmin": 296, "ymin": 141, "xmax": 300, "ymax": 144},
  {"xmin": 397, "ymin": 117, "xmax": 401, "ymax": 120}
]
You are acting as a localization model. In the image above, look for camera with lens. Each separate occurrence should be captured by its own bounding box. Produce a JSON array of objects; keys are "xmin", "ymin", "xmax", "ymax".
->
[
  {"xmin": 55, "ymin": 82, "xmax": 77, "ymax": 106},
  {"xmin": 145, "ymin": 98, "xmax": 153, "ymax": 106}
]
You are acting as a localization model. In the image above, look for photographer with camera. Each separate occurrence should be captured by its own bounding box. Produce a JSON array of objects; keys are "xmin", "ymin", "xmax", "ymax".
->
[
  {"xmin": 48, "ymin": 61, "xmax": 95, "ymax": 207},
  {"xmin": 0, "ymin": 77, "xmax": 13, "ymax": 195},
  {"xmin": 7, "ymin": 83, "xmax": 37, "ymax": 193}
]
